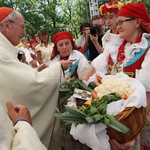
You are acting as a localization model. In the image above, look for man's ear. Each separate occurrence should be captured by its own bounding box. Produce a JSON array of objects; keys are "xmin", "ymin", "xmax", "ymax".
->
[{"xmin": 3, "ymin": 20, "xmax": 12, "ymax": 32}]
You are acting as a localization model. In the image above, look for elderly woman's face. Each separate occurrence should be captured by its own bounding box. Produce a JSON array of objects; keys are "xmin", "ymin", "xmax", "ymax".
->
[
  {"xmin": 56, "ymin": 39, "xmax": 72, "ymax": 57},
  {"xmin": 116, "ymin": 16, "xmax": 138, "ymax": 42}
]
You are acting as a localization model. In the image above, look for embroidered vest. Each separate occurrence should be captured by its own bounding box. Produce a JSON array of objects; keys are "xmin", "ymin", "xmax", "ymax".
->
[{"xmin": 108, "ymin": 45, "xmax": 150, "ymax": 78}]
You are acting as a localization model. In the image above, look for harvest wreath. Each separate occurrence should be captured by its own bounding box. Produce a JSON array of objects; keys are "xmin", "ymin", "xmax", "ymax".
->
[{"xmin": 55, "ymin": 72, "xmax": 147, "ymax": 148}]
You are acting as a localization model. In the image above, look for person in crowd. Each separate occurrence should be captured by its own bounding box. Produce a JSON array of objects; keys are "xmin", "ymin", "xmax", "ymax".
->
[
  {"xmin": 0, "ymin": 6, "xmax": 73, "ymax": 149},
  {"xmin": 99, "ymin": 1, "xmax": 124, "ymax": 48},
  {"xmin": 76, "ymin": 22, "xmax": 91, "ymax": 47},
  {"xmin": 17, "ymin": 47, "xmax": 26, "ymax": 63},
  {"xmin": 0, "ymin": 101, "xmax": 46, "ymax": 150},
  {"xmin": 81, "ymin": 15, "xmax": 105, "ymax": 61},
  {"xmin": 18, "ymin": 37, "xmax": 38, "ymax": 68},
  {"xmin": 36, "ymin": 28, "xmax": 54, "ymax": 66},
  {"xmin": 81, "ymin": 1, "xmax": 124, "ymax": 80},
  {"xmin": 82, "ymin": 2, "xmax": 150, "ymax": 150},
  {"xmin": 76, "ymin": 22, "xmax": 91, "ymax": 59},
  {"xmin": 50, "ymin": 31, "xmax": 90, "ymax": 79},
  {"xmin": 28, "ymin": 38, "xmax": 39, "ymax": 67},
  {"xmin": 29, "ymin": 39, "xmax": 38, "ymax": 59},
  {"xmin": 34, "ymin": 33, "xmax": 40, "ymax": 44},
  {"xmin": 50, "ymin": 31, "xmax": 91, "ymax": 149}
]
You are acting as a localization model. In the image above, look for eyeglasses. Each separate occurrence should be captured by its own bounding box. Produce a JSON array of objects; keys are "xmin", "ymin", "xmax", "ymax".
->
[
  {"xmin": 116, "ymin": 18, "xmax": 135, "ymax": 26},
  {"xmin": 8, "ymin": 19, "xmax": 25, "ymax": 30}
]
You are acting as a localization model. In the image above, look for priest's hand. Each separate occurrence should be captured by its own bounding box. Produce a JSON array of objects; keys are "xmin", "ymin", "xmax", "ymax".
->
[
  {"xmin": 60, "ymin": 60, "xmax": 73, "ymax": 70},
  {"xmin": 37, "ymin": 63, "xmax": 47, "ymax": 72},
  {"xmin": 6, "ymin": 101, "xmax": 32, "ymax": 125}
]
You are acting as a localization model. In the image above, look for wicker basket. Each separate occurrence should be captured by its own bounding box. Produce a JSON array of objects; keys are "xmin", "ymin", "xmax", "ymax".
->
[{"xmin": 107, "ymin": 106, "xmax": 147, "ymax": 143}]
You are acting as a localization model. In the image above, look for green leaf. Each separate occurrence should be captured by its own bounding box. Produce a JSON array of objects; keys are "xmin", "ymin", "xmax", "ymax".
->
[
  {"xmin": 65, "ymin": 106, "xmax": 87, "ymax": 118},
  {"xmin": 104, "ymin": 117, "xmax": 111, "ymax": 125},
  {"xmin": 60, "ymin": 92, "xmax": 73, "ymax": 104},
  {"xmin": 93, "ymin": 114, "xmax": 103, "ymax": 122},
  {"xmin": 58, "ymin": 88, "xmax": 71, "ymax": 92},
  {"xmin": 90, "ymin": 106, "xmax": 98, "ymax": 115},
  {"xmin": 77, "ymin": 79, "xmax": 93, "ymax": 92},
  {"xmin": 108, "ymin": 119, "xmax": 129, "ymax": 133},
  {"xmin": 55, "ymin": 112, "xmax": 87, "ymax": 124},
  {"xmin": 85, "ymin": 116, "xmax": 95, "ymax": 124}
]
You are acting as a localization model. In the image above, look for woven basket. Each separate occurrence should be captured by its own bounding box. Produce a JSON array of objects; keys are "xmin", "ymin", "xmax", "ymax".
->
[{"xmin": 107, "ymin": 106, "xmax": 147, "ymax": 144}]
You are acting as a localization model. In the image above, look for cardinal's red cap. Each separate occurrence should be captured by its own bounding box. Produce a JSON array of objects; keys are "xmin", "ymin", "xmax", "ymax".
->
[{"xmin": 0, "ymin": 7, "xmax": 13, "ymax": 21}]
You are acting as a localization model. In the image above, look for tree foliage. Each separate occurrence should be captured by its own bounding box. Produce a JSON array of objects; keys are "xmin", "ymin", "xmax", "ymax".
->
[{"xmin": 0, "ymin": 0, "xmax": 149, "ymax": 41}]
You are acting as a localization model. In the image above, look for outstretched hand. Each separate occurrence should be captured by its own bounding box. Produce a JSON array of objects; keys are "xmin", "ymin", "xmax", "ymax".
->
[
  {"xmin": 60, "ymin": 60, "xmax": 73, "ymax": 70},
  {"xmin": 37, "ymin": 63, "xmax": 47, "ymax": 72},
  {"xmin": 6, "ymin": 101, "xmax": 32, "ymax": 125}
]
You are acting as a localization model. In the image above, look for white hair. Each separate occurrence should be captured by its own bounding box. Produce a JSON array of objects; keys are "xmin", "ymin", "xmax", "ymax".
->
[{"xmin": 0, "ymin": 10, "xmax": 18, "ymax": 28}]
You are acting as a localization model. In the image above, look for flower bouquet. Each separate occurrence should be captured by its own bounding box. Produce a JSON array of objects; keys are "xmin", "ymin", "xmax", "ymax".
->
[{"xmin": 55, "ymin": 72, "xmax": 147, "ymax": 149}]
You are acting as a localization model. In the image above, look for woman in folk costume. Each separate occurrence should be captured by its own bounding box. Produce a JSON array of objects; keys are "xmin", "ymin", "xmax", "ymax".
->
[
  {"xmin": 99, "ymin": 1, "xmax": 124, "ymax": 47},
  {"xmin": 50, "ymin": 31, "xmax": 91, "ymax": 150},
  {"xmin": 112, "ymin": 2, "xmax": 150, "ymax": 150},
  {"xmin": 83, "ymin": 2, "xmax": 150, "ymax": 150},
  {"xmin": 81, "ymin": 1, "xmax": 124, "ymax": 81},
  {"xmin": 50, "ymin": 31, "xmax": 90, "ymax": 79}
]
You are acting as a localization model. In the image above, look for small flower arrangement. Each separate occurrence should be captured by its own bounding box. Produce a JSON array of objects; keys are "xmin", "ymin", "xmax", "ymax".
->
[{"xmin": 99, "ymin": 1, "xmax": 125, "ymax": 16}]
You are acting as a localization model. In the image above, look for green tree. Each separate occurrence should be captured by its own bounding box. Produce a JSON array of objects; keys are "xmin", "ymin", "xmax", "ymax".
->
[{"xmin": 0, "ymin": 0, "xmax": 149, "ymax": 40}]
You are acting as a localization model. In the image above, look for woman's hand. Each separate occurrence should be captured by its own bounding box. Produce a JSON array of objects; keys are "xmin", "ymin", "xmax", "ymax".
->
[{"xmin": 110, "ymin": 139, "xmax": 136, "ymax": 150}]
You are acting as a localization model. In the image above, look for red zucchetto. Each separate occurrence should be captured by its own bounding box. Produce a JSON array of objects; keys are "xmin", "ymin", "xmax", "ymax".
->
[{"xmin": 0, "ymin": 7, "xmax": 13, "ymax": 21}]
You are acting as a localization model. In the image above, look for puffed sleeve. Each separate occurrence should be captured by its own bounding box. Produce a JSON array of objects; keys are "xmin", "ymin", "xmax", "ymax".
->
[
  {"xmin": 12, "ymin": 121, "xmax": 47, "ymax": 150},
  {"xmin": 136, "ymin": 48, "xmax": 150, "ymax": 92}
]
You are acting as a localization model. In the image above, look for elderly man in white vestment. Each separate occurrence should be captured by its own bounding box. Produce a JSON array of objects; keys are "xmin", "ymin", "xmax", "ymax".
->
[{"xmin": 0, "ymin": 7, "xmax": 72, "ymax": 149}]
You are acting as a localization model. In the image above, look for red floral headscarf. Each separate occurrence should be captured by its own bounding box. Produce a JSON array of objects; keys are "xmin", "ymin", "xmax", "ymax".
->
[
  {"xmin": 118, "ymin": 2, "xmax": 150, "ymax": 33},
  {"xmin": 51, "ymin": 31, "xmax": 83, "ymax": 60},
  {"xmin": 0, "ymin": 7, "xmax": 13, "ymax": 21}
]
